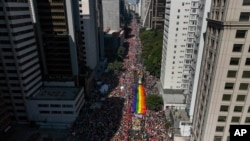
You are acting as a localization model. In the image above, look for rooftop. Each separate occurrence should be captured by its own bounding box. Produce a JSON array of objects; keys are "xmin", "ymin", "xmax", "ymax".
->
[
  {"xmin": 31, "ymin": 87, "xmax": 82, "ymax": 100},
  {"xmin": 162, "ymin": 94, "xmax": 185, "ymax": 104}
]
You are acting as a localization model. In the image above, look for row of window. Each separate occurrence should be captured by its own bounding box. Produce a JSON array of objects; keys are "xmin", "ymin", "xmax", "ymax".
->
[
  {"xmin": 222, "ymin": 94, "xmax": 247, "ymax": 102},
  {"xmin": 225, "ymin": 82, "xmax": 249, "ymax": 90},
  {"xmin": 227, "ymin": 70, "xmax": 250, "ymax": 78},
  {"xmin": 220, "ymin": 105, "xmax": 248, "ymax": 112},
  {"xmin": 216, "ymin": 121, "xmax": 249, "ymax": 136},
  {"xmin": 39, "ymin": 110, "xmax": 74, "ymax": 114},
  {"xmin": 218, "ymin": 116, "xmax": 250, "ymax": 123},
  {"xmin": 38, "ymin": 104, "xmax": 73, "ymax": 108},
  {"xmin": 229, "ymin": 58, "xmax": 250, "ymax": 65}
]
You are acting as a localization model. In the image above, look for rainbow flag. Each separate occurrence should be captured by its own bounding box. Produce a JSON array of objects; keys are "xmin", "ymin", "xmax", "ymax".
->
[{"xmin": 131, "ymin": 84, "xmax": 146, "ymax": 114}]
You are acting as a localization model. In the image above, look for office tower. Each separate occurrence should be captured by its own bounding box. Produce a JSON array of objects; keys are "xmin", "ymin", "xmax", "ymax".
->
[
  {"xmin": 160, "ymin": 0, "xmax": 210, "ymax": 137},
  {"xmin": 78, "ymin": 0, "xmax": 105, "ymax": 95},
  {"xmin": 79, "ymin": 0, "xmax": 104, "ymax": 70},
  {"xmin": 160, "ymin": 0, "xmax": 205, "ymax": 95},
  {"xmin": 142, "ymin": 0, "xmax": 166, "ymax": 29},
  {"xmin": 191, "ymin": 0, "xmax": 250, "ymax": 141},
  {"xmin": 34, "ymin": 0, "xmax": 83, "ymax": 83},
  {"xmin": 0, "ymin": 0, "xmax": 42, "ymax": 122},
  {"xmin": 25, "ymin": 0, "xmax": 85, "ymax": 128}
]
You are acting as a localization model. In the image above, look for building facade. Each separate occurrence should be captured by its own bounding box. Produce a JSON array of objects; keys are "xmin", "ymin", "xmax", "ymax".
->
[
  {"xmin": 142, "ymin": 0, "xmax": 166, "ymax": 29},
  {"xmin": 160, "ymin": 0, "xmax": 205, "ymax": 93},
  {"xmin": 191, "ymin": 0, "xmax": 250, "ymax": 141},
  {"xmin": 79, "ymin": 0, "xmax": 104, "ymax": 70},
  {"xmin": 34, "ymin": 0, "xmax": 83, "ymax": 84},
  {"xmin": 0, "ymin": 0, "xmax": 42, "ymax": 123}
]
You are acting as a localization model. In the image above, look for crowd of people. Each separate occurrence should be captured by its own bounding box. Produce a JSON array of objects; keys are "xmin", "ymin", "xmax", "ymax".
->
[{"xmin": 69, "ymin": 15, "xmax": 170, "ymax": 141}]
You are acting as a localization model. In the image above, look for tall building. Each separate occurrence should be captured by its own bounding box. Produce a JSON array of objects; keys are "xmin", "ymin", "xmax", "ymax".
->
[
  {"xmin": 160, "ymin": 0, "xmax": 205, "ymax": 96},
  {"xmin": 34, "ymin": 0, "xmax": 83, "ymax": 83},
  {"xmin": 25, "ymin": 0, "xmax": 85, "ymax": 128},
  {"xmin": 191, "ymin": 0, "xmax": 250, "ymax": 141},
  {"xmin": 79, "ymin": 0, "xmax": 104, "ymax": 70},
  {"xmin": 159, "ymin": 0, "xmax": 210, "ymax": 137},
  {"xmin": 142, "ymin": 0, "xmax": 166, "ymax": 29},
  {"xmin": 0, "ymin": 0, "xmax": 42, "ymax": 122}
]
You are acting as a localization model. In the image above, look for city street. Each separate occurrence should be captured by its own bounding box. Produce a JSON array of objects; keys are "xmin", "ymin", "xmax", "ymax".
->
[{"xmin": 68, "ymin": 15, "xmax": 169, "ymax": 141}]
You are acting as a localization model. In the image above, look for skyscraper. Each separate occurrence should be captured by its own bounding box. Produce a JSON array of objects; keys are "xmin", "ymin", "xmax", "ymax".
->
[
  {"xmin": 0, "ymin": 0, "xmax": 42, "ymax": 122},
  {"xmin": 160, "ymin": 0, "xmax": 206, "ymax": 100},
  {"xmin": 159, "ymin": 0, "xmax": 210, "ymax": 137},
  {"xmin": 34, "ymin": 0, "xmax": 83, "ymax": 83},
  {"xmin": 191, "ymin": 0, "xmax": 250, "ymax": 141},
  {"xmin": 142, "ymin": 0, "xmax": 166, "ymax": 29}
]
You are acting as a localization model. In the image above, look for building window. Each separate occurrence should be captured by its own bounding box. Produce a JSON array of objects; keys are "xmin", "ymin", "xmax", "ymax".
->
[
  {"xmin": 50, "ymin": 104, "xmax": 61, "ymax": 107},
  {"xmin": 248, "ymin": 106, "xmax": 250, "ymax": 112},
  {"xmin": 239, "ymin": 83, "xmax": 249, "ymax": 90},
  {"xmin": 178, "ymin": 9, "xmax": 180, "ymax": 12},
  {"xmin": 239, "ymin": 12, "xmax": 250, "ymax": 21},
  {"xmin": 214, "ymin": 136, "xmax": 222, "ymax": 141},
  {"xmin": 236, "ymin": 95, "xmax": 246, "ymax": 101},
  {"xmin": 245, "ymin": 58, "xmax": 250, "ymax": 65},
  {"xmin": 38, "ymin": 104, "xmax": 49, "ymax": 107},
  {"xmin": 232, "ymin": 44, "xmax": 243, "ymax": 52},
  {"xmin": 216, "ymin": 126, "xmax": 224, "ymax": 132},
  {"xmin": 177, "ymin": 15, "xmax": 180, "ymax": 19},
  {"xmin": 39, "ymin": 111, "xmax": 50, "ymax": 114},
  {"xmin": 235, "ymin": 30, "xmax": 247, "ymax": 38},
  {"xmin": 243, "ymin": 0, "xmax": 250, "ymax": 5},
  {"xmin": 245, "ymin": 117, "xmax": 250, "ymax": 123},
  {"xmin": 224, "ymin": 83, "xmax": 234, "ymax": 89},
  {"xmin": 242, "ymin": 71, "xmax": 250, "ymax": 78},
  {"xmin": 62, "ymin": 104, "xmax": 73, "ymax": 108},
  {"xmin": 230, "ymin": 58, "xmax": 240, "ymax": 65},
  {"xmin": 231, "ymin": 116, "xmax": 240, "ymax": 122},
  {"xmin": 220, "ymin": 105, "xmax": 229, "ymax": 112},
  {"xmin": 63, "ymin": 111, "xmax": 74, "ymax": 114},
  {"xmin": 218, "ymin": 116, "xmax": 227, "ymax": 122},
  {"xmin": 227, "ymin": 70, "xmax": 237, "ymax": 78},
  {"xmin": 222, "ymin": 94, "xmax": 231, "ymax": 101},
  {"xmin": 234, "ymin": 106, "xmax": 243, "ymax": 112},
  {"xmin": 51, "ymin": 111, "xmax": 61, "ymax": 114}
]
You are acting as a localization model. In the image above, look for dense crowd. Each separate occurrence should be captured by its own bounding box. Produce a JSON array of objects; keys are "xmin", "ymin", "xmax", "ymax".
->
[{"xmin": 69, "ymin": 16, "xmax": 169, "ymax": 141}]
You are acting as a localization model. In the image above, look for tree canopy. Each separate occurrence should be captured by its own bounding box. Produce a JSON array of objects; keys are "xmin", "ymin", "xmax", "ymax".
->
[
  {"xmin": 146, "ymin": 94, "xmax": 163, "ymax": 111},
  {"xmin": 139, "ymin": 29, "xmax": 163, "ymax": 78}
]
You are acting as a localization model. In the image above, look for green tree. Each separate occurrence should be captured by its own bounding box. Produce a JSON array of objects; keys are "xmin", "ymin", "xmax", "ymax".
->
[
  {"xmin": 146, "ymin": 94, "xmax": 163, "ymax": 111},
  {"xmin": 139, "ymin": 29, "xmax": 163, "ymax": 78}
]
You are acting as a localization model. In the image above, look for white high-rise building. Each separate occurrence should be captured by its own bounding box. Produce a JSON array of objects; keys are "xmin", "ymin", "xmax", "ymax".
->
[
  {"xmin": 0, "ymin": 0, "xmax": 42, "ymax": 122},
  {"xmin": 160, "ymin": 0, "xmax": 210, "ymax": 119}
]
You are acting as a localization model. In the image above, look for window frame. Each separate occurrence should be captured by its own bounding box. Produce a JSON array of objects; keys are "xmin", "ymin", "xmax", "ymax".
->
[
  {"xmin": 239, "ymin": 83, "xmax": 249, "ymax": 90},
  {"xmin": 235, "ymin": 30, "xmax": 247, "ymax": 38},
  {"xmin": 230, "ymin": 58, "xmax": 240, "ymax": 65},
  {"xmin": 222, "ymin": 94, "xmax": 231, "ymax": 101},
  {"xmin": 236, "ymin": 95, "xmax": 246, "ymax": 101},
  {"xmin": 227, "ymin": 70, "xmax": 237, "ymax": 78},
  {"xmin": 234, "ymin": 106, "xmax": 243, "ymax": 112},
  {"xmin": 232, "ymin": 44, "xmax": 243, "ymax": 52},
  {"xmin": 243, "ymin": 0, "xmax": 250, "ymax": 5}
]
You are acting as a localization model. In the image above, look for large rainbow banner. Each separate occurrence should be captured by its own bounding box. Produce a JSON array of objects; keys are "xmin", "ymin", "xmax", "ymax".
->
[{"xmin": 131, "ymin": 84, "xmax": 146, "ymax": 114}]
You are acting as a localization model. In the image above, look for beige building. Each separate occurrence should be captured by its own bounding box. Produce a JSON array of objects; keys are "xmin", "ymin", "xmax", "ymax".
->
[{"xmin": 191, "ymin": 0, "xmax": 250, "ymax": 141}]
